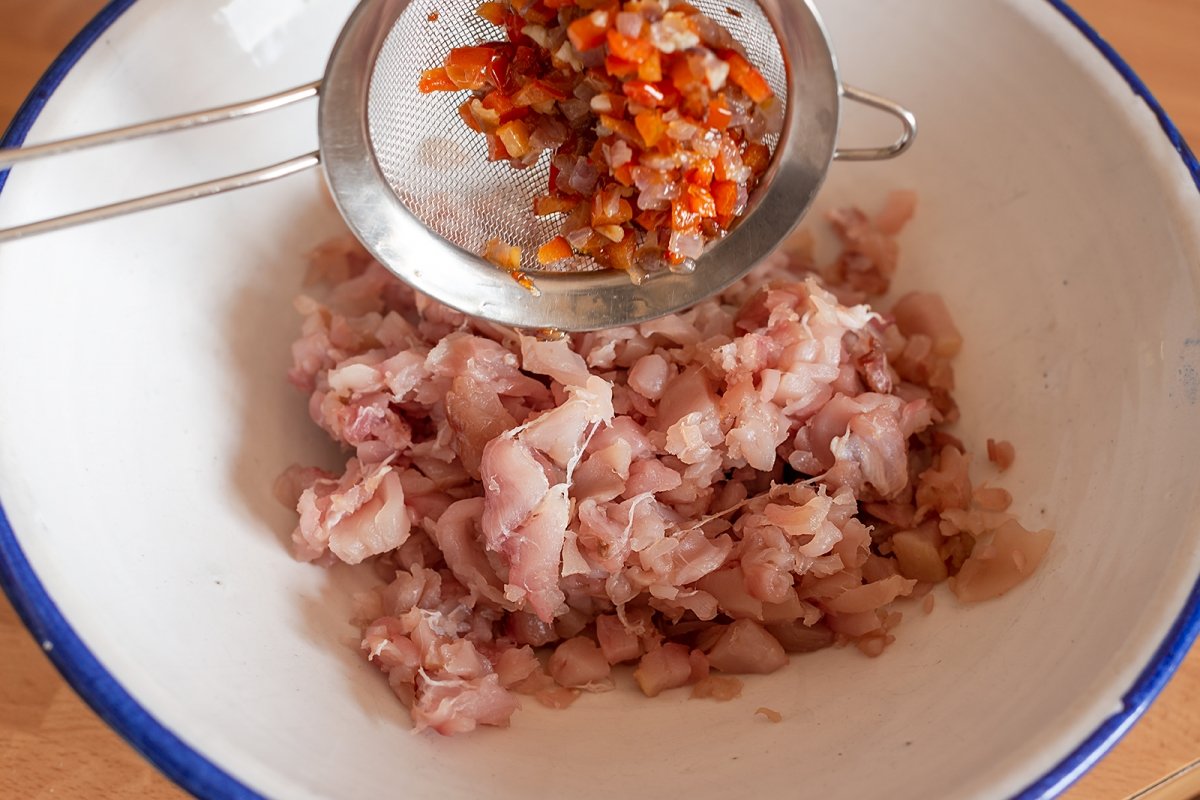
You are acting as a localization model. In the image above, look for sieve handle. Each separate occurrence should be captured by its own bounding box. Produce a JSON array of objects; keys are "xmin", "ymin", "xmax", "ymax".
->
[
  {"xmin": 0, "ymin": 81, "xmax": 322, "ymax": 243},
  {"xmin": 833, "ymin": 85, "xmax": 917, "ymax": 162}
]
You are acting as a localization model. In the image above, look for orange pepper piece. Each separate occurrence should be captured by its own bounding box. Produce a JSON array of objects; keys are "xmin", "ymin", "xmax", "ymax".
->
[
  {"xmin": 711, "ymin": 180, "xmax": 739, "ymax": 217},
  {"xmin": 482, "ymin": 91, "xmax": 529, "ymax": 123},
  {"xmin": 669, "ymin": 57, "xmax": 700, "ymax": 92},
  {"xmin": 484, "ymin": 238, "xmax": 522, "ymax": 270},
  {"xmin": 637, "ymin": 51, "xmax": 662, "ymax": 83},
  {"xmin": 671, "ymin": 199, "xmax": 700, "ymax": 232},
  {"xmin": 567, "ymin": 12, "xmax": 609, "ymax": 51},
  {"xmin": 634, "ymin": 209, "xmax": 666, "ymax": 231},
  {"xmin": 418, "ymin": 67, "xmax": 457, "ymax": 93},
  {"xmin": 606, "ymin": 30, "xmax": 654, "ymax": 62},
  {"xmin": 592, "ymin": 193, "xmax": 633, "ymax": 226},
  {"xmin": 743, "ymin": 142, "xmax": 771, "ymax": 175},
  {"xmin": 603, "ymin": 233, "xmax": 637, "ymax": 271},
  {"xmin": 706, "ymin": 96, "xmax": 733, "ymax": 130},
  {"xmin": 512, "ymin": 79, "xmax": 567, "ymax": 107},
  {"xmin": 725, "ymin": 51, "xmax": 773, "ymax": 103},
  {"xmin": 496, "ymin": 119, "xmax": 532, "ymax": 157},
  {"xmin": 612, "ymin": 162, "xmax": 636, "ymax": 186},
  {"xmin": 476, "ymin": 2, "xmax": 508, "ymax": 25},
  {"xmin": 445, "ymin": 46, "xmax": 502, "ymax": 91},
  {"xmin": 686, "ymin": 184, "xmax": 716, "ymax": 217},
  {"xmin": 521, "ymin": 2, "xmax": 557, "ymax": 23},
  {"xmin": 599, "ymin": 113, "xmax": 641, "ymax": 142},
  {"xmin": 605, "ymin": 55, "xmax": 639, "ymax": 78},
  {"xmin": 622, "ymin": 80, "xmax": 666, "ymax": 107},
  {"xmin": 534, "ymin": 195, "xmax": 580, "ymax": 215},
  {"xmin": 457, "ymin": 100, "xmax": 483, "ymax": 132},
  {"xmin": 687, "ymin": 158, "xmax": 714, "ymax": 187},
  {"xmin": 537, "ymin": 236, "xmax": 575, "ymax": 264},
  {"xmin": 634, "ymin": 110, "xmax": 665, "ymax": 147}
]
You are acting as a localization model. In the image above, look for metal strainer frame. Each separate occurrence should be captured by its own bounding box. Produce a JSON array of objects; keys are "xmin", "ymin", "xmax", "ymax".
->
[
  {"xmin": 364, "ymin": 0, "xmax": 791, "ymax": 277},
  {"xmin": 0, "ymin": 0, "xmax": 915, "ymax": 332}
]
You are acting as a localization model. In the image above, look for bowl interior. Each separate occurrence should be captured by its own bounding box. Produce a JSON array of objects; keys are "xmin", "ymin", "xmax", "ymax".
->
[{"xmin": 1, "ymin": 1, "xmax": 1199, "ymax": 799}]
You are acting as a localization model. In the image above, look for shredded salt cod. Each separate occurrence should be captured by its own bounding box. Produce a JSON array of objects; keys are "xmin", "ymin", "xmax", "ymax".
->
[{"xmin": 275, "ymin": 191, "xmax": 1053, "ymax": 735}]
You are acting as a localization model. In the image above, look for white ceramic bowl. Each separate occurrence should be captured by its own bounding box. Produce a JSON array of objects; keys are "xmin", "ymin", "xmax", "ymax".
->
[{"xmin": 2, "ymin": 1, "xmax": 1199, "ymax": 798}]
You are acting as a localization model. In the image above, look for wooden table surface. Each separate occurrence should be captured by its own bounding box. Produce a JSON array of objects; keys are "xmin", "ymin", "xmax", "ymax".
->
[{"xmin": 1, "ymin": 1, "xmax": 1199, "ymax": 798}]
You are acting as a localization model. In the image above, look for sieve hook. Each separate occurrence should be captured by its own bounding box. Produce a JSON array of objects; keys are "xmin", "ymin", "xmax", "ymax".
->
[
  {"xmin": 833, "ymin": 85, "xmax": 917, "ymax": 162},
  {"xmin": 0, "ymin": 81, "xmax": 323, "ymax": 243}
]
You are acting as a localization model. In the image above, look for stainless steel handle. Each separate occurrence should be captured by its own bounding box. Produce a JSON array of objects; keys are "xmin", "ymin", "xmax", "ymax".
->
[
  {"xmin": 833, "ymin": 85, "xmax": 918, "ymax": 162},
  {"xmin": 0, "ymin": 81, "xmax": 322, "ymax": 243}
]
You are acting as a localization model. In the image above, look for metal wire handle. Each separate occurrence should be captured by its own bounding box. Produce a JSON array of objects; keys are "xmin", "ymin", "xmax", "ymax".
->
[
  {"xmin": 0, "ymin": 81, "xmax": 913, "ymax": 245},
  {"xmin": 834, "ymin": 85, "xmax": 918, "ymax": 161},
  {"xmin": 0, "ymin": 82, "xmax": 323, "ymax": 243}
]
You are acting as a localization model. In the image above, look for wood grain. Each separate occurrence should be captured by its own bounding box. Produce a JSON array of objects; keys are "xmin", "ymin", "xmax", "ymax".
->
[{"xmin": 1, "ymin": 1, "xmax": 1198, "ymax": 798}]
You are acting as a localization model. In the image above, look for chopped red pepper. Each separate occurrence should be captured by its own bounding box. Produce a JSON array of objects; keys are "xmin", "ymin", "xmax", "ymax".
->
[
  {"xmin": 637, "ymin": 51, "xmax": 663, "ymax": 83},
  {"xmin": 592, "ymin": 191, "xmax": 633, "ymax": 226},
  {"xmin": 622, "ymin": 80, "xmax": 666, "ymax": 107},
  {"xmin": 567, "ymin": 12, "xmax": 609, "ymax": 51},
  {"xmin": 671, "ymin": 198, "xmax": 700, "ymax": 232},
  {"xmin": 724, "ymin": 51, "xmax": 773, "ymax": 103},
  {"xmin": 484, "ymin": 238, "xmax": 522, "ymax": 270},
  {"xmin": 476, "ymin": 2, "xmax": 508, "ymax": 25},
  {"xmin": 604, "ymin": 55, "xmax": 639, "ymax": 78},
  {"xmin": 521, "ymin": 2, "xmax": 557, "ymax": 24},
  {"xmin": 686, "ymin": 184, "xmax": 716, "ymax": 217},
  {"xmin": 706, "ymin": 96, "xmax": 733, "ymax": 130},
  {"xmin": 537, "ymin": 235, "xmax": 574, "ymax": 263},
  {"xmin": 482, "ymin": 90, "xmax": 530, "ymax": 124},
  {"xmin": 686, "ymin": 158, "xmax": 714, "ymax": 187},
  {"xmin": 418, "ymin": 67, "xmax": 457, "ymax": 93},
  {"xmin": 534, "ymin": 195, "xmax": 580, "ymax": 215},
  {"xmin": 607, "ymin": 30, "xmax": 654, "ymax": 62},
  {"xmin": 466, "ymin": 98, "xmax": 502, "ymax": 132},
  {"xmin": 743, "ymin": 142, "xmax": 771, "ymax": 175},
  {"xmin": 603, "ymin": 233, "xmax": 637, "ymax": 271},
  {"xmin": 457, "ymin": 100, "xmax": 483, "ymax": 132},
  {"xmin": 496, "ymin": 119, "xmax": 533, "ymax": 157},
  {"xmin": 655, "ymin": 80, "xmax": 683, "ymax": 110},
  {"xmin": 486, "ymin": 133, "xmax": 510, "ymax": 162},
  {"xmin": 599, "ymin": 113, "xmax": 640, "ymax": 142},
  {"xmin": 513, "ymin": 79, "xmax": 567, "ymax": 107},
  {"xmin": 612, "ymin": 162, "xmax": 636, "ymax": 186},
  {"xmin": 711, "ymin": 180, "xmax": 738, "ymax": 216},
  {"xmin": 669, "ymin": 57, "xmax": 701, "ymax": 93},
  {"xmin": 634, "ymin": 209, "xmax": 667, "ymax": 232},
  {"xmin": 634, "ymin": 110, "xmax": 665, "ymax": 147},
  {"xmin": 444, "ymin": 46, "xmax": 508, "ymax": 91}
]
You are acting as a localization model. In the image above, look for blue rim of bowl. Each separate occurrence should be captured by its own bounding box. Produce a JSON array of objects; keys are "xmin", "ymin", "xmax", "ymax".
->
[{"xmin": 0, "ymin": 1, "xmax": 1198, "ymax": 798}]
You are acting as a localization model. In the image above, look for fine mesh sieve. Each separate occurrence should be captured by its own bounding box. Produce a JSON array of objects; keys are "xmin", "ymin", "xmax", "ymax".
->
[
  {"xmin": 321, "ymin": 0, "xmax": 913, "ymax": 330},
  {"xmin": 0, "ymin": 0, "xmax": 915, "ymax": 331},
  {"xmin": 365, "ymin": 0, "xmax": 788, "ymax": 274}
]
